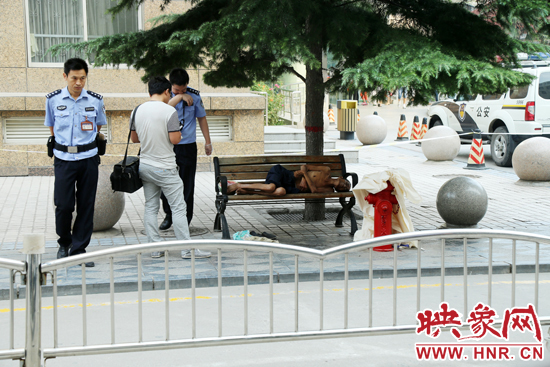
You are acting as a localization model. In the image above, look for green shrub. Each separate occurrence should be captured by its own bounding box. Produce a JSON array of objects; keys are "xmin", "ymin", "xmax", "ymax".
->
[{"xmin": 251, "ymin": 81, "xmax": 285, "ymax": 125}]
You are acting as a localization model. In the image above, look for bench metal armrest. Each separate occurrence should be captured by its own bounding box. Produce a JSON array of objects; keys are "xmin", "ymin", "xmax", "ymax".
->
[
  {"xmin": 343, "ymin": 172, "xmax": 358, "ymax": 188},
  {"xmin": 215, "ymin": 175, "xmax": 228, "ymax": 195}
]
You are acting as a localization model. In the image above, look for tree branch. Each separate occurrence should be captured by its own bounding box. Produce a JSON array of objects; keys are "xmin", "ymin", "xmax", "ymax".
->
[
  {"xmin": 374, "ymin": 0, "xmax": 415, "ymax": 12},
  {"xmin": 285, "ymin": 66, "xmax": 306, "ymax": 83},
  {"xmin": 333, "ymin": 0, "xmax": 364, "ymax": 8}
]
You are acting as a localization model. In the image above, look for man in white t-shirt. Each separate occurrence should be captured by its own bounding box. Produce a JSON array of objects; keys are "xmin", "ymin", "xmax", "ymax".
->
[{"xmin": 130, "ymin": 76, "xmax": 210, "ymax": 259}]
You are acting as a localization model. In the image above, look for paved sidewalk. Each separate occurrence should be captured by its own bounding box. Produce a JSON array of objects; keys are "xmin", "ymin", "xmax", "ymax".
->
[{"xmin": 0, "ymin": 104, "xmax": 549, "ymax": 297}]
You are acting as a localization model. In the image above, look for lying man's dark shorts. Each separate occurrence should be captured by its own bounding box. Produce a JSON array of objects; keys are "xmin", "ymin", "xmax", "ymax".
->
[{"xmin": 265, "ymin": 164, "xmax": 301, "ymax": 194}]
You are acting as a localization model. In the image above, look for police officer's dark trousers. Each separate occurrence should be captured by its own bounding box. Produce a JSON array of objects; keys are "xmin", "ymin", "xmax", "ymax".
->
[
  {"xmin": 54, "ymin": 155, "xmax": 99, "ymax": 256},
  {"xmin": 161, "ymin": 142, "xmax": 197, "ymax": 225}
]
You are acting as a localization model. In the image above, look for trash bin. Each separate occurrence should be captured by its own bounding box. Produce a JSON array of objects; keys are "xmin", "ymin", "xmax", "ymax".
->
[{"xmin": 337, "ymin": 100, "xmax": 358, "ymax": 140}]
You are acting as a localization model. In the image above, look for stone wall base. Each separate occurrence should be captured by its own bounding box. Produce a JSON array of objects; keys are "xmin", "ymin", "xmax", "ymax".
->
[{"xmin": 1, "ymin": 163, "xmax": 215, "ymax": 177}]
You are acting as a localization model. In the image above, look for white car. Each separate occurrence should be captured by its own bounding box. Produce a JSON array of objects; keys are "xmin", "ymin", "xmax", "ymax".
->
[{"xmin": 427, "ymin": 66, "xmax": 550, "ymax": 166}]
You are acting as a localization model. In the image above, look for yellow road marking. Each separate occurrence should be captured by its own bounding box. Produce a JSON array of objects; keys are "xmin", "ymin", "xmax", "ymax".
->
[{"xmin": 0, "ymin": 280, "xmax": 547, "ymax": 313}]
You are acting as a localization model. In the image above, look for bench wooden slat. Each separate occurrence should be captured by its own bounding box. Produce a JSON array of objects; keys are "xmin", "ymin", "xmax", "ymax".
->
[
  {"xmin": 223, "ymin": 170, "xmax": 344, "ymax": 181},
  {"xmin": 226, "ymin": 191, "xmax": 354, "ymax": 201},
  {"xmin": 223, "ymin": 172, "xmax": 277, "ymax": 180},
  {"xmin": 219, "ymin": 162, "xmax": 343, "ymax": 174},
  {"xmin": 217, "ymin": 155, "xmax": 342, "ymax": 166}
]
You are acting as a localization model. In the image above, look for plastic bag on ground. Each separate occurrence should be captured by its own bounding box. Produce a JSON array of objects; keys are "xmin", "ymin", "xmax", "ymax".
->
[{"xmin": 232, "ymin": 230, "xmax": 251, "ymax": 240}]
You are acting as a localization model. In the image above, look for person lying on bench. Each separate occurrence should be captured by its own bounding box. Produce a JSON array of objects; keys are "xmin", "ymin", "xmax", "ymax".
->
[{"xmin": 226, "ymin": 164, "xmax": 351, "ymax": 196}]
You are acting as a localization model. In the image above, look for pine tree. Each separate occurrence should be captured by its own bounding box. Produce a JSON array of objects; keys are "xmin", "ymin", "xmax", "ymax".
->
[{"xmin": 51, "ymin": 0, "xmax": 550, "ymax": 220}]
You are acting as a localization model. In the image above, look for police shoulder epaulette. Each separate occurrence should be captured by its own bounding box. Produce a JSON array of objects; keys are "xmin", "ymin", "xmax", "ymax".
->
[
  {"xmin": 87, "ymin": 90, "xmax": 103, "ymax": 100},
  {"xmin": 187, "ymin": 87, "xmax": 200, "ymax": 96},
  {"xmin": 46, "ymin": 89, "xmax": 62, "ymax": 99}
]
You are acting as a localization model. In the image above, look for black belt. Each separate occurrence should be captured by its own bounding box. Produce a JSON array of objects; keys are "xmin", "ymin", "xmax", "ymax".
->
[{"xmin": 54, "ymin": 141, "xmax": 97, "ymax": 153}]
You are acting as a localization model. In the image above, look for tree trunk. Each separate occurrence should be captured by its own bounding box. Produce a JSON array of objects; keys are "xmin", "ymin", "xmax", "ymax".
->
[{"xmin": 303, "ymin": 42, "xmax": 325, "ymax": 221}]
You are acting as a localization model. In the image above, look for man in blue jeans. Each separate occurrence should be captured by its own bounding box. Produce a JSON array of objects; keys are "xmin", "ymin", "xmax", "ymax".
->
[
  {"xmin": 130, "ymin": 76, "xmax": 210, "ymax": 259},
  {"xmin": 398, "ymin": 87, "xmax": 407, "ymax": 109}
]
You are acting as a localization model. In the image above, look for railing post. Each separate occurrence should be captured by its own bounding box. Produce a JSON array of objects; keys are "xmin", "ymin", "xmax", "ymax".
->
[
  {"xmin": 23, "ymin": 235, "xmax": 44, "ymax": 367},
  {"xmin": 250, "ymin": 91, "xmax": 269, "ymax": 126},
  {"xmin": 289, "ymin": 92, "xmax": 294, "ymax": 125}
]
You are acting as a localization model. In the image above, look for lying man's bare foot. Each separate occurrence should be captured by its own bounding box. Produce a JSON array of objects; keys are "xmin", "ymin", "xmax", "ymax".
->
[{"xmin": 227, "ymin": 182, "xmax": 240, "ymax": 194}]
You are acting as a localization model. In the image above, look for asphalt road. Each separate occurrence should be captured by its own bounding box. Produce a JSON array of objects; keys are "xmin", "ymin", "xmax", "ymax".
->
[{"xmin": 0, "ymin": 273, "xmax": 547, "ymax": 367}]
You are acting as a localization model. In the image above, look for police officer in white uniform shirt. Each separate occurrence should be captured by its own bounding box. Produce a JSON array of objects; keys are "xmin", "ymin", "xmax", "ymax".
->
[{"xmin": 44, "ymin": 58, "xmax": 107, "ymax": 267}]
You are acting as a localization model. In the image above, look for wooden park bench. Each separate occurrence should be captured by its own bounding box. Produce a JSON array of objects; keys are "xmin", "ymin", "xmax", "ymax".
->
[{"xmin": 213, "ymin": 154, "xmax": 358, "ymax": 239}]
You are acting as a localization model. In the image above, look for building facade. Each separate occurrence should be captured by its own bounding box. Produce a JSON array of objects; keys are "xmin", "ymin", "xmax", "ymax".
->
[{"xmin": 0, "ymin": 0, "xmax": 265, "ymax": 175}]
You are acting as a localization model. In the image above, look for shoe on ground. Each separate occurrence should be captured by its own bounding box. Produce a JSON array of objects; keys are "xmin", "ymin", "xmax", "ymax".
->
[
  {"xmin": 85, "ymin": 262, "xmax": 95, "ymax": 268},
  {"xmin": 151, "ymin": 251, "xmax": 165, "ymax": 258},
  {"xmin": 261, "ymin": 231, "xmax": 277, "ymax": 240},
  {"xmin": 159, "ymin": 215, "xmax": 172, "ymax": 230},
  {"xmin": 181, "ymin": 249, "xmax": 211, "ymax": 259},
  {"xmin": 57, "ymin": 246, "xmax": 70, "ymax": 259}
]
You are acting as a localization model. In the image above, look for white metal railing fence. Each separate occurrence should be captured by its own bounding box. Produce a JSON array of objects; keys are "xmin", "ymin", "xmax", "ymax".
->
[
  {"xmin": 0, "ymin": 258, "xmax": 25, "ymax": 361},
  {"xmin": 250, "ymin": 91, "xmax": 269, "ymax": 126},
  {"xmin": 280, "ymin": 83, "xmax": 304, "ymax": 125},
  {"xmin": 1, "ymin": 229, "xmax": 549, "ymax": 366}
]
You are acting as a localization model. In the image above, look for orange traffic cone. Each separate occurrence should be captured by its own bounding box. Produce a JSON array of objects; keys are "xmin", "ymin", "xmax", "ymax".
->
[
  {"xmin": 419, "ymin": 117, "xmax": 428, "ymax": 139},
  {"xmin": 410, "ymin": 116, "xmax": 421, "ymax": 141},
  {"xmin": 328, "ymin": 107, "xmax": 335, "ymax": 124},
  {"xmin": 395, "ymin": 114, "xmax": 408, "ymax": 141},
  {"xmin": 416, "ymin": 117, "xmax": 429, "ymax": 146},
  {"xmin": 357, "ymin": 111, "xmax": 361, "ymax": 122},
  {"xmin": 464, "ymin": 130, "xmax": 487, "ymax": 170}
]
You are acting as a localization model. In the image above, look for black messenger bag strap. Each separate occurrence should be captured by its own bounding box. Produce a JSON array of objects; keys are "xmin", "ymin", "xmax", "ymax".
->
[{"xmin": 123, "ymin": 104, "xmax": 141, "ymax": 169}]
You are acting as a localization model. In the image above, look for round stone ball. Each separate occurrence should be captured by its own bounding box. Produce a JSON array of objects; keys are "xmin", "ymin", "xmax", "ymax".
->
[
  {"xmin": 323, "ymin": 111, "xmax": 329, "ymax": 133},
  {"xmin": 512, "ymin": 137, "xmax": 550, "ymax": 181},
  {"xmin": 356, "ymin": 115, "xmax": 387, "ymax": 145},
  {"xmin": 93, "ymin": 167, "xmax": 125, "ymax": 231},
  {"xmin": 55, "ymin": 167, "xmax": 126, "ymax": 231},
  {"xmin": 436, "ymin": 177, "xmax": 488, "ymax": 226},
  {"xmin": 422, "ymin": 126, "xmax": 460, "ymax": 161}
]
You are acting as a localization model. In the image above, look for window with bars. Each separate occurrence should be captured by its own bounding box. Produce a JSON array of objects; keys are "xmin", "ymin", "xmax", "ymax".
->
[
  {"xmin": 3, "ymin": 117, "xmax": 111, "ymax": 145},
  {"xmin": 2, "ymin": 116, "xmax": 227, "ymax": 145},
  {"xmin": 196, "ymin": 116, "xmax": 232, "ymax": 142},
  {"xmin": 27, "ymin": 0, "xmax": 139, "ymax": 64}
]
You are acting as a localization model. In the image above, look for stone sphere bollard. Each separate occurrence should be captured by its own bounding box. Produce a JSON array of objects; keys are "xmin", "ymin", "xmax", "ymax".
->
[
  {"xmin": 323, "ymin": 111, "xmax": 329, "ymax": 133},
  {"xmin": 356, "ymin": 115, "xmax": 387, "ymax": 145},
  {"xmin": 436, "ymin": 177, "xmax": 488, "ymax": 227},
  {"xmin": 55, "ymin": 167, "xmax": 126, "ymax": 231},
  {"xmin": 421, "ymin": 126, "xmax": 460, "ymax": 161},
  {"xmin": 512, "ymin": 137, "xmax": 550, "ymax": 181},
  {"xmin": 93, "ymin": 167, "xmax": 125, "ymax": 231}
]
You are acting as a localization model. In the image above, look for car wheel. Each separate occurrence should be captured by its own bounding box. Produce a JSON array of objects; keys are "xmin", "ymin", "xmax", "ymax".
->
[
  {"xmin": 431, "ymin": 118, "xmax": 443, "ymax": 128},
  {"xmin": 490, "ymin": 126, "xmax": 516, "ymax": 167}
]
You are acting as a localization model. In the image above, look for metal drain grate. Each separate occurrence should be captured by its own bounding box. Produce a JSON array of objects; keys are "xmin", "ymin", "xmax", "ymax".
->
[
  {"xmin": 433, "ymin": 174, "xmax": 481, "ymax": 179},
  {"xmin": 268, "ymin": 210, "xmax": 362, "ymax": 222},
  {"xmin": 140, "ymin": 227, "xmax": 209, "ymax": 237}
]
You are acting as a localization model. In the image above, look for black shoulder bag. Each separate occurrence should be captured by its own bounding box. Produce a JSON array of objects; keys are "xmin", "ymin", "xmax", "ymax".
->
[{"xmin": 110, "ymin": 105, "xmax": 143, "ymax": 193}]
